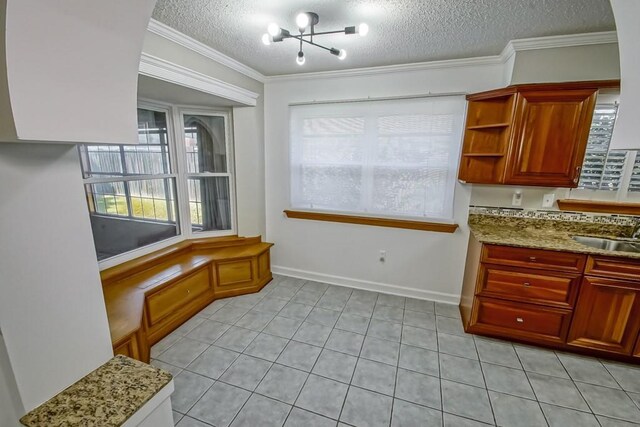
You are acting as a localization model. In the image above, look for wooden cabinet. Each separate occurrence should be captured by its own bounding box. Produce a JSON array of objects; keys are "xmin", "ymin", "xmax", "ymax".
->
[
  {"xmin": 458, "ymin": 81, "xmax": 617, "ymax": 187},
  {"xmin": 479, "ymin": 265, "xmax": 580, "ymax": 309},
  {"xmin": 482, "ymin": 244, "xmax": 586, "ymax": 273},
  {"xmin": 472, "ymin": 297, "xmax": 572, "ymax": 345},
  {"xmin": 467, "ymin": 244, "xmax": 582, "ymax": 346},
  {"xmin": 145, "ymin": 266, "xmax": 213, "ymax": 328},
  {"xmin": 461, "ymin": 239, "xmax": 640, "ymax": 363},
  {"xmin": 568, "ymin": 277, "xmax": 640, "ymax": 356},
  {"xmin": 102, "ymin": 236, "xmax": 274, "ymax": 363},
  {"xmin": 505, "ymin": 89, "xmax": 596, "ymax": 186}
]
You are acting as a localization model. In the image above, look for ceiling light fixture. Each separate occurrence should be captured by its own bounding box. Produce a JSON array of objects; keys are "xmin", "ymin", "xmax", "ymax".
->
[{"xmin": 262, "ymin": 12, "xmax": 368, "ymax": 65}]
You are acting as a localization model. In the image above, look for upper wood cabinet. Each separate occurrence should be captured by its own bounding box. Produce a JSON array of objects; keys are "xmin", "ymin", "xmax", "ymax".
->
[{"xmin": 458, "ymin": 81, "xmax": 619, "ymax": 187}]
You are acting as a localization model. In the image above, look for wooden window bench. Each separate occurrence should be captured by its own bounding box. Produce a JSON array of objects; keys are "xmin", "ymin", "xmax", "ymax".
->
[{"xmin": 101, "ymin": 236, "xmax": 273, "ymax": 362}]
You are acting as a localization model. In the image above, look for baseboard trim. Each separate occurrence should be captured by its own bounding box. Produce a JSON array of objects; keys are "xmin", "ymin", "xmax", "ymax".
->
[{"xmin": 271, "ymin": 266, "xmax": 461, "ymax": 304}]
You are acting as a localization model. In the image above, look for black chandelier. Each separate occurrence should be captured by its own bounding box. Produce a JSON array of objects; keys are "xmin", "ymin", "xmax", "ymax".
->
[{"xmin": 261, "ymin": 12, "xmax": 369, "ymax": 65}]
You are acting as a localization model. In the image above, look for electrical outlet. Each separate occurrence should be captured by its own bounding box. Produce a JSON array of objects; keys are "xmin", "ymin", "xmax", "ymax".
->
[
  {"xmin": 512, "ymin": 191, "xmax": 522, "ymax": 207},
  {"xmin": 379, "ymin": 250, "xmax": 386, "ymax": 263},
  {"xmin": 542, "ymin": 193, "xmax": 555, "ymax": 208}
]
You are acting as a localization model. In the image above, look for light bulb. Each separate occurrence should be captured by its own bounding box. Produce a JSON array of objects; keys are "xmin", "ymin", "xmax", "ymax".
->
[
  {"xmin": 267, "ymin": 23, "xmax": 281, "ymax": 37},
  {"xmin": 296, "ymin": 13, "xmax": 310, "ymax": 30},
  {"xmin": 261, "ymin": 33, "xmax": 271, "ymax": 46},
  {"xmin": 358, "ymin": 23, "xmax": 369, "ymax": 37},
  {"xmin": 338, "ymin": 49, "xmax": 347, "ymax": 60},
  {"xmin": 296, "ymin": 52, "xmax": 305, "ymax": 65}
]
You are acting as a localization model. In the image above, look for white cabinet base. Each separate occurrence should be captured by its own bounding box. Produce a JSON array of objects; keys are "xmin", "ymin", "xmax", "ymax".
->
[{"xmin": 123, "ymin": 381, "xmax": 174, "ymax": 427}]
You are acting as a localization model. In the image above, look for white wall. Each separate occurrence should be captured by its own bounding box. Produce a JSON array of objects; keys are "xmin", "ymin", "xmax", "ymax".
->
[
  {"xmin": 0, "ymin": 334, "xmax": 22, "ymax": 427},
  {"xmin": 510, "ymin": 44, "xmax": 620, "ymax": 85},
  {"xmin": 1, "ymin": 0, "xmax": 156, "ymax": 144},
  {"xmin": 142, "ymin": 31, "xmax": 266, "ymax": 237},
  {"xmin": 264, "ymin": 63, "xmax": 505, "ymax": 302},
  {"xmin": 0, "ymin": 144, "xmax": 113, "ymax": 411}
]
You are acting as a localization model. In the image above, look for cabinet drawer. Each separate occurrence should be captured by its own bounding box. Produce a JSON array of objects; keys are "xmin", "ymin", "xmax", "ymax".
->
[
  {"xmin": 146, "ymin": 267, "xmax": 211, "ymax": 326},
  {"xmin": 471, "ymin": 297, "xmax": 571, "ymax": 343},
  {"xmin": 479, "ymin": 265, "xmax": 579, "ymax": 308},
  {"xmin": 482, "ymin": 245, "xmax": 586, "ymax": 272},
  {"xmin": 586, "ymin": 256, "xmax": 640, "ymax": 282}
]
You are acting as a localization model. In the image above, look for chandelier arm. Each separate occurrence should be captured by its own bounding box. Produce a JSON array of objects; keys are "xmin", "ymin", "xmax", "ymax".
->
[
  {"xmin": 304, "ymin": 29, "xmax": 349, "ymax": 36},
  {"xmin": 287, "ymin": 34, "xmax": 334, "ymax": 52},
  {"xmin": 281, "ymin": 29, "xmax": 348, "ymax": 40}
]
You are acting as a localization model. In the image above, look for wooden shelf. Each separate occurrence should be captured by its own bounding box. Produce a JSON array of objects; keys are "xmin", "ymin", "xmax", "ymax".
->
[
  {"xmin": 466, "ymin": 123, "xmax": 510, "ymax": 130},
  {"xmin": 284, "ymin": 210, "xmax": 459, "ymax": 233},
  {"xmin": 462, "ymin": 153, "xmax": 505, "ymax": 157},
  {"xmin": 557, "ymin": 199, "xmax": 640, "ymax": 215}
]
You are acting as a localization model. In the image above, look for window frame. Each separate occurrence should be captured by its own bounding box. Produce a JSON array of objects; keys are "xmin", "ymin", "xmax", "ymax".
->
[
  {"xmin": 571, "ymin": 101, "xmax": 640, "ymax": 203},
  {"xmin": 86, "ymin": 99, "xmax": 237, "ymax": 270},
  {"xmin": 288, "ymin": 96, "xmax": 465, "ymax": 224},
  {"xmin": 570, "ymin": 149, "xmax": 640, "ymax": 202},
  {"xmin": 173, "ymin": 107, "xmax": 238, "ymax": 237}
]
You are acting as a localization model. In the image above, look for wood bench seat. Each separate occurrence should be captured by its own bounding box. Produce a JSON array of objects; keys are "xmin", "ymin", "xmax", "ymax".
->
[{"xmin": 102, "ymin": 236, "xmax": 273, "ymax": 362}]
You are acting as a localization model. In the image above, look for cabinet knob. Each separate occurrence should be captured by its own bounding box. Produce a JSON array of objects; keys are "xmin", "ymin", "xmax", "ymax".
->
[
  {"xmin": 529, "ymin": 256, "xmax": 537, "ymax": 262},
  {"xmin": 187, "ymin": 289, "xmax": 191, "ymax": 294},
  {"xmin": 523, "ymin": 282, "xmax": 531, "ymax": 287},
  {"xmin": 516, "ymin": 317, "xmax": 524, "ymax": 323}
]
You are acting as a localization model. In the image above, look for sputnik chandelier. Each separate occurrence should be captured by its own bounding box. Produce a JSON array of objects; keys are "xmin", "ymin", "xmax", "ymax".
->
[{"xmin": 261, "ymin": 12, "xmax": 369, "ymax": 65}]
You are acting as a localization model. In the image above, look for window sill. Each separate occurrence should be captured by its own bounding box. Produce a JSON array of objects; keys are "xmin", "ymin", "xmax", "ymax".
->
[
  {"xmin": 557, "ymin": 199, "xmax": 640, "ymax": 215},
  {"xmin": 283, "ymin": 210, "xmax": 459, "ymax": 233}
]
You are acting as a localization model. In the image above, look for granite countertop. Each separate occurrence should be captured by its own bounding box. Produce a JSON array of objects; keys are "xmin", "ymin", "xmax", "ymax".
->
[
  {"xmin": 20, "ymin": 355, "xmax": 172, "ymax": 427},
  {"xmin": 468, "ymin": 213, "xmax": 640, "ymax": 259}
]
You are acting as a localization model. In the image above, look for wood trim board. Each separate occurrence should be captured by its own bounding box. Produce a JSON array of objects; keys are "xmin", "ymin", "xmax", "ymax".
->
[
  {"xmin": 557, "ymin": 199, "xmax": 640, "ymax": 216},
  {"xmin": 283, "ymin": 210, "xmax": 459, "ymax": 233}
]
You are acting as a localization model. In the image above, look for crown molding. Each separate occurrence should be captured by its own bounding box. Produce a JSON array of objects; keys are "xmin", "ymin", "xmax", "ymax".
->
[
  {"xmin": 505, "ymin": 30, "xmax": 618, "ymax": 53},
  {"xmin": 146, "ymin": 18, "xmax": 617, "ymax": 84},
  {"xmin": 147, "ymin": 18, "xmax": 266, "ymax": 83},
  {"xmin": 264, "ymin": 55, "xmax": 505, "ymax": 82},
  {"xmin": 138, "ymin": 53, "xmax": 260, "ymax": 106}
]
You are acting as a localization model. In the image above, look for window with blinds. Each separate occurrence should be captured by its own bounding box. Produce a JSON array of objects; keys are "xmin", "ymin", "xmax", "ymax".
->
[
  {"xmin": 578, "ymin": 105, "xmax": 625, "ymax": 190},
  {"xmin": 629, "ymin": 155, "xmax": 640, "ymax": 193},
  {"xmin": 289, "ymin": 96, "xmax": 465, "ymax": 221}
]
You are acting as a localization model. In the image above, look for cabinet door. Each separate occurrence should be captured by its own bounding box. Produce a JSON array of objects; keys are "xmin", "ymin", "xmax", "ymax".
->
[
  {"xmin": 505, "ymin": 89, "xmax": 597, "ymax": 187},
  {"xmin": 567, "ymin": 277, "xmax": 640, "ymax": 355}
]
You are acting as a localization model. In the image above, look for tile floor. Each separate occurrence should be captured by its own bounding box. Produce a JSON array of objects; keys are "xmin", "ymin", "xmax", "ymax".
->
[{"xmin": 151, "ymin": 275, "xmax": 640, "ymax": 427}]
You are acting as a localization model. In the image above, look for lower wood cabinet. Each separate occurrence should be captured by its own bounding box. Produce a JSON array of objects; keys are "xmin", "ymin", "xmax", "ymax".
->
[
  {"xmin": 102, "ymin": 237, "xmax": 274, "ymax": 363},
  {"xmin": 567, "ymin": 276, "xmax": 640, "ymax": 355},
  {"xmin": 460, "ymin": 239, "xmax": 640, "ymax": 364},
  {"xmin": 146, "ymin": 266, "xmax": 213, "ymax": 328},
  {"xmin": 479, "ymin": 264, "xmax": 580, "ymax": 308},
  {"xmin": 471, "ymin": 297, "xmax": 571, "ymax": 345}
]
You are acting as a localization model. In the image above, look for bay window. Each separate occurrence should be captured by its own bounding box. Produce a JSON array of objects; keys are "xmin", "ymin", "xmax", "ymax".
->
[{"xmin": 79, "ymin": 103, "xmax": 236, "ymax": 263}]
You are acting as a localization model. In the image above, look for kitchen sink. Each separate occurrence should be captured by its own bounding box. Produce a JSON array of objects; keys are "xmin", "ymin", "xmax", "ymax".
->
[{"xmin": 572, "ymin": 236, "xmax": 640, "ymax": 253}]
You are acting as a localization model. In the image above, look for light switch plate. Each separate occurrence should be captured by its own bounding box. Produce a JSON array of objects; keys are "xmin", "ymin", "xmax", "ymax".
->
[{"xmin": 542, "ymin": 193, "xmax": 555, "ymax": 208}]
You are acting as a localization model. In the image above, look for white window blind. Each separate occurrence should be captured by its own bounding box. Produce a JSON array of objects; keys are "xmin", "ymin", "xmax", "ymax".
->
[
  {"xmin": 629, "ymin": 154, "xmax": 640, "ymax": 192},
  {"xmin": 289, "ymin": 96, "xmax": 465, "ymax": 221},
  {"xmin": 578, "ymin": 105, "xmax": 625, "ymax": 190}
]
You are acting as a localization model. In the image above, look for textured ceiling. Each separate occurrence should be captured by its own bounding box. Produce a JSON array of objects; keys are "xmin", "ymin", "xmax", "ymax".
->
[{"xmin": 152, "ymin": 0, "xmax": 616, "ymax": 76}]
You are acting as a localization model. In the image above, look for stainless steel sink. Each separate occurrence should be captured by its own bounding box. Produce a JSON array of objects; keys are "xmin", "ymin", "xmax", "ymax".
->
[{"xmin": 572, "ymin": 236, "xmax": 640, "ymax": 253}]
